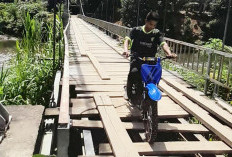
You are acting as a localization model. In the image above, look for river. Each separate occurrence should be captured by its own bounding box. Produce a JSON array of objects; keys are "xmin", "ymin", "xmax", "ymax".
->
[{"xmin": 0, "ymin": 40, "xmax": 16, "ymax": 68}]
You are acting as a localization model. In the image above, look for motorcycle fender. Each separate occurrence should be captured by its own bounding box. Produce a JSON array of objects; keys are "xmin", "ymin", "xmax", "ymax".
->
[{"xmin": 145, "ymin": 83, "xmax": 162, "ymax": 101}]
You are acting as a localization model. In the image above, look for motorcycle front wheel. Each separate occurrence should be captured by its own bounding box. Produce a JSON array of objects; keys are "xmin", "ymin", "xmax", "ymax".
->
[{"xmin": 143, "ymin": 99, "xmax": 158, "ymax": 143}]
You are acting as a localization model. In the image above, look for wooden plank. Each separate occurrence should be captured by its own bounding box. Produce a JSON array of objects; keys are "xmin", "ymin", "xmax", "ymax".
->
[
  {"xmin": 177, "ymin": 118, "xmax": 210, "ymax": 157},
  {"xmin": 94, "ymin": 95, "xmax": 140, "ymax": 157},
  {"xmin": 87, "ymin": 52, "xmax": 110, "ymax": 80},
  {"xmin": 69, "ymin": 75, "xmax": 102, "ymax": 81},
  {"xmin": 97, "ymin": 58, "xmax": 129, "ymax": 63},
  {"xmin": 93, "ymin": 54, "xmax": 124, "ymax": 58},
  {"xmin": 68, "ymin": 80, "xmax": 124, "ymax": 85},
  {"xmin": 107, "ymin": 72, "xmax": 129, "ymax": 76},
  {"xmin": 162, "ymin": 78, "xmax": 232, "ymax": 127},
  {"xmin": 70, "ymin": 74, "xmax": 99, "ymax": 77},
  {"xmin": 72, "ymin": 120, "xmax": 209, "ymax": 133},
  {"xmin": 159, "ymin": 80, "xmax": 232, "ymax": 147},
  {"xmin": 76, "ymin": 92, "xmax": 124, "ymax": 98},
  {"xmin": 68, "ymin": 76, "xmax": 124, "ymax": 81},
  {"xmin": 78, "ymin": 18, "xmax": 124, "ymax": 56},
  {"xmin": 135, "ymin": 142, "xmax": 232, "ymax": 155},
  {"xmin": 69, "ymin": 57, "xmax": 90, "ymax": 62},
  {"xmin": 69, "ymin": 64, "xmax": 96, "ymax": 69},
  {"xmin": 215, "ymin": 98, "xmax": 232, "ymax": 114},
  {"xmin": 99, "ymin": 142, "xmax": 232, "ymax": 155},
  {"xmin": 72, "ymin": 120, "xmax": 103, "ymax": 129},
  {"xmin": 70, "ymin": 71, "xmax": 99, "ymax": 76},
  {"xmin": 71, "ymin": 18, "xmax": 89, "ymax": 56},
  {"xmin": 104, "ymin": 68, "xmax": 129, "ymax": 72},
  {"xmin": 45, "ymin": 107, "xmax": 189, "ymax": 119},
  {"xmin": 58, "ymin": 27, "xmax": 70, "ymax": 124},
  {"xmin": 94, "ymin": 95, "xmax": 113, "ymax": 106},
  {"xmin": 78, "ymin": 156, "xmax": 114, "ymax": 157},
  {"xmin": 71, "ymin": 98, "xmax": 96, "ymax": 108},
  {"xmin": 75, "ymin": 85, "xmax": 124, "ymax": 92}
]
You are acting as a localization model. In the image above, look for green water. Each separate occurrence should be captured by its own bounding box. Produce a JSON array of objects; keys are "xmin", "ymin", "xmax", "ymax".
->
[
  {"xmin": 0, "ymin": 40, "xmax": 16, "ymax": 54},
  {"xmin": 0, "ymin": 40, "xmax": 16, "ymax": 66}
]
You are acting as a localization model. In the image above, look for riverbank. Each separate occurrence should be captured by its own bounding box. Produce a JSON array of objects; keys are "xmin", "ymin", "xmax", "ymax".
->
[{"xmin": 0, "ymin": 35, "xmax": 17, "ymax": 41}]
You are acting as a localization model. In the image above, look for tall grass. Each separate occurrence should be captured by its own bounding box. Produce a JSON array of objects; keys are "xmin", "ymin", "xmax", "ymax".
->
[{"xmin": 0, "ymin": 11, "xmax": 63, "ymax": 106}]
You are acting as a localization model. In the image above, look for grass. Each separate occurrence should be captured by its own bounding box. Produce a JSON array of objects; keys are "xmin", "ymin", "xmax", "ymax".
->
[{"xmin": 0, "ymin": 12, "xmax": 64, "ymax": 106}]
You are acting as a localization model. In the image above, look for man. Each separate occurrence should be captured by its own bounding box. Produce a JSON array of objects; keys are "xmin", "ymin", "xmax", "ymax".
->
[{"xmin": 123, "ymin": 11, "xmax": 176, "ymax": 102}]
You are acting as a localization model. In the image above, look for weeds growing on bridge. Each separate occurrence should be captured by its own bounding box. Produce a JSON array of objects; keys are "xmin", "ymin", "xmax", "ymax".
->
[{"xmin": 0, "ymin": 12, "xmax": 64, "ymax": 106}]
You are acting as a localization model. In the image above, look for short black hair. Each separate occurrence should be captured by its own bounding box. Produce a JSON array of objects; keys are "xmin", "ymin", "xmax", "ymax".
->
[{"xmin": 146, "ymin": 11, "xmax": 160, "ymax": 21}]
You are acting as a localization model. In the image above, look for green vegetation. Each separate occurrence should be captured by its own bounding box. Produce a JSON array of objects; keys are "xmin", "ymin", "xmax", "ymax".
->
[
  {"xmin": 204, "ymin": 38, "xmax": 232, "ymax": 54},
  {"xmin": 0, "ymin": 12, "xmax": 63, "ymax": 106},
  {"xmin": 0, "ymin": 1, "xmax": 51, "ymax": 37},
  {"xmin": 85, "ymin": 0, "xmax": 232, "ymax": 47},
  {"xmin": 162, "ymin": 61, "xmax": 205, "ymax": 90},
  {"xmin": 162, "ymin": 60, "xmax": 232, "ymax": 105},
  {"xmin": 159, "ymin": 37, "xmax": 232, "ymax": 105}
]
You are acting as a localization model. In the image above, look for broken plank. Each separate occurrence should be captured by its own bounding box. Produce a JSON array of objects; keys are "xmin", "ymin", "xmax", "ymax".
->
[{"xmin": 87, "ymin": 52, "xmax": 110, "ymax": 80}]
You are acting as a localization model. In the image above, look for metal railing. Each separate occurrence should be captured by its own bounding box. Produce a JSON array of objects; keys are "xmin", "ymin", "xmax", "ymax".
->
[{"xmin": 78, "ymin": 15, "xmax": 232, "ymax": 98}]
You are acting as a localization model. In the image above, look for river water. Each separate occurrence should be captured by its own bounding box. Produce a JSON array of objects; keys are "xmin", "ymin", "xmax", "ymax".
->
[{"xmin": 0, "ymin": 40, "xmax": 16, "ymax": 68}]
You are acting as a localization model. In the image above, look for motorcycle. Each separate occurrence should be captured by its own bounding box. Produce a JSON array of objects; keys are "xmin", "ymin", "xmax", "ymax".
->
[{"xmin": 129, "ymin": 56, "xmax": 173, "ymax": 143}]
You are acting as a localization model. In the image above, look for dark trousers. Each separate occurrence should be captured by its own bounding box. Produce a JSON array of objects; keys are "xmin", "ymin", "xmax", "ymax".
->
[{"xmin": 126, "ymin": 57, "xmax": 143, "ymax": 100}]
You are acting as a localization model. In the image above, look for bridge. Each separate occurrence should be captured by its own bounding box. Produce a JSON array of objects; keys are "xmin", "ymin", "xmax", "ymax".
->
[
  {"xmin": 42, "ymin": 4, "xmax": 232, "ymax": 157},
  {"xmin": 39, "ymin": 12, "xmax": 232, "ymax": 157}
]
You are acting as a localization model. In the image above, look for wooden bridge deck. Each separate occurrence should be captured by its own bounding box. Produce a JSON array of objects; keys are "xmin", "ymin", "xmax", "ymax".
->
[{"xmin": 46, "ymin": 16, "xmax": 232, "ymax": 157}]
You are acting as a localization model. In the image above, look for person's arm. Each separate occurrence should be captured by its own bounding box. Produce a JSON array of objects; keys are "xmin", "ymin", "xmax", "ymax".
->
[
  {"xmin": 158, "ymin": 32, "xmax": 177, "ymax": 58},
  {"xmin": 123, "ymin": 28, "xmax": 136, "ymax": 58},
  {"xmin": 162, "ymin": 42, "xmax": 177, "ymax": 57}
]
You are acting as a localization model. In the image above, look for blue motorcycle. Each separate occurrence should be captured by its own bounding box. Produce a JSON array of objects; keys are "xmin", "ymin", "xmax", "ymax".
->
[{"xmin": 129, "ymin": 56, "xmax": 172, "ymax": 143}]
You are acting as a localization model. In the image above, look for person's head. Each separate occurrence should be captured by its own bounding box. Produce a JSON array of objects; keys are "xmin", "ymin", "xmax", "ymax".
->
[{"xmin": 145, "ymin": 11, "xmax": 159, "ymax": 31}]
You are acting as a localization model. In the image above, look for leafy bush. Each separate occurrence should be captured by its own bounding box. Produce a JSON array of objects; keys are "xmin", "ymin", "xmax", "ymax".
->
[
  {"xmin": 0, "ymin": 1, "xmax": 50, "ymax": 37},
  {"xmin": 203, "ymin": 38, "xmax": 232, "ymax": 54},
  {"xmin": 1, "ymin": 12, "xmax": 63, "ymax": 106}
]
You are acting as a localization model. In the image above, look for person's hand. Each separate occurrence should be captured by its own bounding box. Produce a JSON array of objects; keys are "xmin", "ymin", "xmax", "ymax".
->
[
  {"xmin": 123, "ymin": 51, "xmax": 130, "ymax": 58},
  {"xmin": 166, "ymin": 53, "xmax": 177, "ymax": 58}
]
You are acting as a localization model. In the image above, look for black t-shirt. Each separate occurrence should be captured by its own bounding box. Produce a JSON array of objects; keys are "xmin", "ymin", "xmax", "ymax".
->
[{"xmin": 128, "ymin": 26, "xmax": 164, "ymax": 57}]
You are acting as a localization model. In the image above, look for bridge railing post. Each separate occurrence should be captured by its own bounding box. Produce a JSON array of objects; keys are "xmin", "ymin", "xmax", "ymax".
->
[
  {"xmin": 204, "ymin": 50, "xmax": 213, "ymax": 95},
  {"xmin": 57, "ymin": 123, "xmax": 70, "ymax": 157}
]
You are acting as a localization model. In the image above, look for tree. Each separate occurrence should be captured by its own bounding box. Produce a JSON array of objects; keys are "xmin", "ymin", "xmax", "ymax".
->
[
  {"xmin": 120, "ymin": 0, "xmax": 159, "ymax": 27},
  {"xmin": 201, "ymin": 0, "xmax": 232, "ymax": 46}
]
